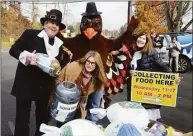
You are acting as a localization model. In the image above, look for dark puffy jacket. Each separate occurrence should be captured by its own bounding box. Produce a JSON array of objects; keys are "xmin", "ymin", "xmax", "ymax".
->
[
  {"xmin": 127, "ymin": 48, "xmax": 172, "ymax": 109},
  {"xmin": 136, "ymin": 48, "xmax": 171, "ymax": 72}
]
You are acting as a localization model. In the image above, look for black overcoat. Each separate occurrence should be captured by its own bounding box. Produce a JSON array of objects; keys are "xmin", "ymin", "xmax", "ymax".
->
[{"xmin": 9, "ymin": 29, "xmax": 69, "ymax": 100}]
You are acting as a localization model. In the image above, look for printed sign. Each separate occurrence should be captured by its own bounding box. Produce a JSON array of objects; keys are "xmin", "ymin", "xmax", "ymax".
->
[
  {"xmin": 131, "ymin": 70, "xmax": 179, "ymax": 107},
  {"xmin": 55, "ymin": 102, "xmax": 78, "ymax": 122}
]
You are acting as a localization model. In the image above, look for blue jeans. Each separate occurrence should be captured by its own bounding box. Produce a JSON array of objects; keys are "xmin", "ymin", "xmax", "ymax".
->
[{"xmin": 86, "ymin": 87, "xmax": 104, "ymax": 122}]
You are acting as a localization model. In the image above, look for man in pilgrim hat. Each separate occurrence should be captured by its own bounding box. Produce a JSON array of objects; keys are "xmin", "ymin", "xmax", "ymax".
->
[
  {"xmin": 57, "ymin": 2, "xmax": 138, "ymax": 121},
  {"xmin": 9, "ymin": 9, "xmax": 70, "ymax": 136}
]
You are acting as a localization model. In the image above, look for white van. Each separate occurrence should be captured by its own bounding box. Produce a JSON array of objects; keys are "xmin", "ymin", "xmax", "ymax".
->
[{"xmin": 158, "ymin": 33, "xmax": 192, "ymax": 73}]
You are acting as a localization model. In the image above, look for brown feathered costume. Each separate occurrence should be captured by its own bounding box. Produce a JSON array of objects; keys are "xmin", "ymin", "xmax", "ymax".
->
[{"xmin": 57, "ymin": 2, "xmax": 138, "ymax": 108}]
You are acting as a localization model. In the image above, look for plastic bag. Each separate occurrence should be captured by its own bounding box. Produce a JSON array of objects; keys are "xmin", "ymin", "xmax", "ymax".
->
[
  {"xmin": 40, "ymin": 119, "xmax": 104, "ymax": 136},
  {"xmin": 40, "ymin": 124, "xmax": 61, "ymax": 136},
  {"xmin": 148, "ymin": 123, "xmax": 184, "ymax": 136},
  {"xmin": 36, "ymin": 53, "xmax": 61, "ymax": 77},
  {"xmin": 106, "ymin": 101, "xmax": 149, "ymax": 129},
  {"xmin": 60, "ymin": 119, "xmax": 104, "ymax": 136},
  {"xmin": 42, "ymin": 132, "xmax": 60, "ymax": 136},
  {"xmin": 90, "ymin": 108, "xmax": 107, "ymax": 120},
  {"xmin": 104, "ymin": 122, "xmax": 143, "ymax": 136}
]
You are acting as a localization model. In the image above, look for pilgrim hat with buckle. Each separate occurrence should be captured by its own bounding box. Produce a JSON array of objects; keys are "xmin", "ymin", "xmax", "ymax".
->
[{"xmin": 40, "ymin": 9, "xmax": 66, "ymax": 30}]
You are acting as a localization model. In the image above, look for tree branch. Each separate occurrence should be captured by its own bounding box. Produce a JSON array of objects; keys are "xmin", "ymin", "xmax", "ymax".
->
[
  {"xmin": 177, "ymin": 1, "xmax": 183, "ymax": 17},
  {"xmin": 164, "ymin": 1, "xmax": 173, "ymax": 31},
  {"xmin": 181, "ymin": 19, "xmax": 193, "ymax": 32},
  {"xmin": 182, "ymin": 1, "xmax": 191, "ymax": 16},
  {"xmin": 171, "ymin": 8, "xmax": 174, "ymax": 20},
  {"xmin": 183, "ymin": 7, "xmax": 192, "ymax": 16}
]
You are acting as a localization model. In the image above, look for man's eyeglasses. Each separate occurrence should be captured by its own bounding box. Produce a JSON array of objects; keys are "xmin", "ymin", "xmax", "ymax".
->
[
  {"xmin": 86, "ymin": 60, "xmax": 96, "ymax": 67},
  {"xmin": 80, "ymin": 17, "xmax": 102, "ymax": 31}
]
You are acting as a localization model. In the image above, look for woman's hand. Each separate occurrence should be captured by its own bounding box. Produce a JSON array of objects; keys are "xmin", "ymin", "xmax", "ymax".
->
[
  {"xmin": 175, "ymin": 77, "xmax": 183, "ymax": 85},
  {"xmin": 130, "ymin": 70, "xmax": 136, "ymax": 76}
]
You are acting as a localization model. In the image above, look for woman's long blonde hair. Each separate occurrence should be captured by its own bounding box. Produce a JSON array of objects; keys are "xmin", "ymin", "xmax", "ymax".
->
[{"xmin": 78, "ymin": 51, "xmax": 107, "ymax": 91}]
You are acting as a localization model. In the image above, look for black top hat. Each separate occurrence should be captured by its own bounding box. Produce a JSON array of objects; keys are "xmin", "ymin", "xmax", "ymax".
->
[
  {"xmin": 81, "ymin": 2, "xmax": 102, "ymax": 16},
  {"xmin": 40, "ymin": 9, "xmax": 66, "ymax": 30}
]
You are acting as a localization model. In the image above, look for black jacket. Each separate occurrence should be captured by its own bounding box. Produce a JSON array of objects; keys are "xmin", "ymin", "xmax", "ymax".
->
[
  {"xmin": 152, "ymin": 37, "xmax": 163, "ymax": 49},
  {"xmin": 127, "ymin": 48, "xmax": 172, "ymax": 109},
  {"xmin": 9, "ymin": 29, "xmax": 69, "ymax": 100},
  {"xmin": 135, "ymin": 48, "xmax": 171, "ymax": 72}
]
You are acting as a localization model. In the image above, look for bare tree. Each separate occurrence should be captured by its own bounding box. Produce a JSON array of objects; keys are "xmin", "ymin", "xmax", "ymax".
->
[
  {"xmin": 164, "ymin": 1, "xmax": 192, "ymax": 32},
  {"xmin": 181, "ymin": 19, "xmax": 193, "ymax": 32}
]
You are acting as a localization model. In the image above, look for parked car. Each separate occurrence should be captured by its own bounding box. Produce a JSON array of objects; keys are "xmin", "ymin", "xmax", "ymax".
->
[{"xmin": 158, "ymin": 32, "xmax": 192, "ymax": 73}]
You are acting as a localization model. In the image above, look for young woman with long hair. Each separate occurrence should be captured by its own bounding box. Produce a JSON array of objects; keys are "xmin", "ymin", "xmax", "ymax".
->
[
  {"xmin": 127, "ymin": 32, "xmax": 182, "ymax": 121},
  {"xmin": 55, "ymin": 51, "xmax": 107, "ymax": 120}
]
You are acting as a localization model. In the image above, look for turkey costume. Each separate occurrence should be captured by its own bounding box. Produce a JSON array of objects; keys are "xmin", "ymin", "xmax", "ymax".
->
[{"xmin": 57, "ymin": 2, "xmax": 138, "ymax": 110}]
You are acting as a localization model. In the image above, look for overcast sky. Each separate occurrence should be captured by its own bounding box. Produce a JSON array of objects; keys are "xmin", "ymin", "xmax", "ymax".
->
[
  {"xmin": 21, "ymin": 1, "xmax": 192, "ymax": 31},
  {"xmin": 21, "ymin": 2, "xmax": 129, "ymax": 31}
]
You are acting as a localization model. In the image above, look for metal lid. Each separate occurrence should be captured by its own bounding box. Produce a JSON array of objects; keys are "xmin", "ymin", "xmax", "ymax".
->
[{"xmin": 56, "ymin": 81, "xmax": 81, "ymax": 102}]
